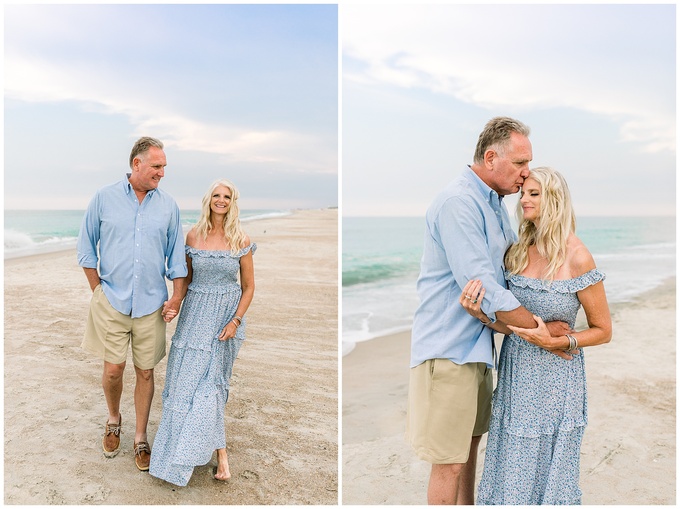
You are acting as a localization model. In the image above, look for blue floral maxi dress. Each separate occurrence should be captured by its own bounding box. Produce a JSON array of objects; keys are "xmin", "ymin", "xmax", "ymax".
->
[
  {"xmin": 149, "ymin": 244, "xmax": 256, "ymax": 486},
  {"xmin": 477, "ymin": 269, "xmax": 605, "ymax": 505}
]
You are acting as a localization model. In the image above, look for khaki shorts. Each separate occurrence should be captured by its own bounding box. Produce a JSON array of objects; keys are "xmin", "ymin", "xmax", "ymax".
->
[
  {"xmin": 406, "ymin": 358, "xmax": 492, "ymax": 464},
  {"xmin": 82, "ymin": 285, "xmax": 166, "ymax": 370}
]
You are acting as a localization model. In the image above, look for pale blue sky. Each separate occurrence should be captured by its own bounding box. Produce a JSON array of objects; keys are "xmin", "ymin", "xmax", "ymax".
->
[
  {"xmin": 341, "ymin": 3, "xmax": 676, "ymax": 217},
  {"xmin": 5, "ymin": 4, "xmax": 338, "ymax": 211}
]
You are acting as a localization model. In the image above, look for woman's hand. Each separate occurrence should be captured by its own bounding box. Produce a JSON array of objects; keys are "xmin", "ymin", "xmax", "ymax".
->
[
  {"xmin": 459, "ymin": 279, "xmax": 487, "ymax": 320},
  {"xmin": 162, "ymin": 308, "xmax": 179, "ymax": 323},
  {"xmin": 161, "ymin": 299, "xmax": 180, "ymax": 323},
  {"xmin": 508, "ymin": 315, "xmax": 577, "ymax": 360},
  {"xmin": 218, "ymin": 320, "xmax": 238, "ymax": 341}
]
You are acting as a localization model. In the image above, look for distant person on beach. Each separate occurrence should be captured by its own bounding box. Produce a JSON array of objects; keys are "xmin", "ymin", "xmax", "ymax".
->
[
  {"xmin": 77, "ymin": 136, "xmax": 187, "ymax": 471},
  {"xmin": 459, "ymin": 166, "xmax": 611, "ymax": 504},
  {"xmin": 149, "ymin": 178, "xmax": 255, "ymax": 486},
  {"xmin": 406, "ymin": 117, "xmax": 573, "ymax": 505}
]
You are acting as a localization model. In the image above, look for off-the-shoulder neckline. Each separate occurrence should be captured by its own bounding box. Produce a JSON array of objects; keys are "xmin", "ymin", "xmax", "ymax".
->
[
  {"xmin": 507, "ymin": 267, "xmax": 602, "ymax": 283},
  {"xmin": 186, "ymin": 243, "xmax": 256, "ymax": 255}
]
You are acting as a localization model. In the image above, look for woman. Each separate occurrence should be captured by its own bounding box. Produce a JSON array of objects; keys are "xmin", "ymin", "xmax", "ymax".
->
[
  {"xmin": 459, "ymin": 167, "xmax": 611, "ymax": 505},
  {"xmin": 149, "ymin": 179, "xmax": 255, "ymax": 486}
]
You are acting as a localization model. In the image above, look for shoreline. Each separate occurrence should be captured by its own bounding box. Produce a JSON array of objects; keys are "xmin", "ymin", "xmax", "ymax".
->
[
  {"xmin": 341, "ymin": 268, "xmax": 676, "ymax": 358},
  {"xmin": 5, "ymin": 208, "xmax": 339, "ymax": 505},
  {"xmin": 341, "ymin": 272, "xmax": 676, "ymax": 357},
  {"xmin": 342, "ymin": 277, "xmax": 676, "ymax": 504},
  {"xmin": 4, "ymin": 207, "xmax": 336, "ymax": 261}
]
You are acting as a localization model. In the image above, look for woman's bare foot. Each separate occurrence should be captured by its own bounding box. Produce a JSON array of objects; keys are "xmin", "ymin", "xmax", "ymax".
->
[{"xmin": 214, "ymin": 448, "xmax": 231, "ymax": 481}]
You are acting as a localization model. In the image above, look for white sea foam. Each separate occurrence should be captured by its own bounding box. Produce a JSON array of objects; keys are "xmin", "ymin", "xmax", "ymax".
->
[
  {"xmin": 5, "ymin": 229, "xmax": 36, "ymax": 250},
  {"xmin": 4, "ymin": 231, "xmax": 78, "ymax": 259},
  {"xmin": 242, "ymin": 211, "xmax": 293, "ymax": 222}
]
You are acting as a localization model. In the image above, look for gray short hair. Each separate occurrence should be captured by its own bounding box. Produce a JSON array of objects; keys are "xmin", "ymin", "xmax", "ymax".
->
[
  {"xmin": 473, "ymin": 117, "xmax": 530, "ymax": 164},
  {"xmin": 129, "ymin": 137, "xmax": 164, "ymax": 168}
]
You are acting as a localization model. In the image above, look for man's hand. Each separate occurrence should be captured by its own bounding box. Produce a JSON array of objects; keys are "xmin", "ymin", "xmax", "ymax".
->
[
  {"xmin": 162, "ymin": 298, "xmax": 181, "ymax": 323},
  {"xmin": 83, "ymin": 267, "xmax": 101, "ymax": 292},
  {"xmin": 459, "ymin": 279, "xmax": 487, "ymax": 320}
]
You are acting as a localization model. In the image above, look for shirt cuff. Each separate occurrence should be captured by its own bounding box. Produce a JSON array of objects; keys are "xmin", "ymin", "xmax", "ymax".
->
[
  {"xmin": 166, "ymin": 264, "xmax": 188, "ymax": 280},
  {"xmin": 77, "ymin": 253, "xmax": 98, "ymax": 269}
]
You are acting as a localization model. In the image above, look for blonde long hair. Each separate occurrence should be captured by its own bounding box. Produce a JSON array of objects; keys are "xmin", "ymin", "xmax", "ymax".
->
[
  {"xmin": 505, "ymin": 167, "xmax": 576, "ymax": 280},
  {"xmin": 193, "ymin": 179, "xmax": 247, "ymax": 251}
]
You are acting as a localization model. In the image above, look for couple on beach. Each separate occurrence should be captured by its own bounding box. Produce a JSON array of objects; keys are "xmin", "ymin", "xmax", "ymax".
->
[
  {"xmin": 407, "ymin": 117, "xmax": 612, "ymax": 505},
  {"xmin": 77, "ymin": 137, "xmax": 255, "ymax": 486}
]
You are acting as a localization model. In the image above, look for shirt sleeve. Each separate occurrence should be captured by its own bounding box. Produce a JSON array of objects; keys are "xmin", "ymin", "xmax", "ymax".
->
[
  {"xmin": 165, "ymin": 204, "xmax": 188, "ymax": 280},
  {"xmin": 76, "ymin": 192, "xmax": 101, "ymax": 269},
  {"xmin": 437, "ymin": 195, "xmax": 521, "ymax": 321}
]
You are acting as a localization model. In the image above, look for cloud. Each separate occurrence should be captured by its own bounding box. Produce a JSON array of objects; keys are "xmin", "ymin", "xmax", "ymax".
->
[
  {"xmin": 342, "ymin": 4, "xmax": 675, "ymax": 154},
  {"xmin": 134, "ymin": 114, "xmax": 335, "ymax": 173},
  {"xmin": 4, "ymin": 51, "xmax": 336, "ymax": 174}
]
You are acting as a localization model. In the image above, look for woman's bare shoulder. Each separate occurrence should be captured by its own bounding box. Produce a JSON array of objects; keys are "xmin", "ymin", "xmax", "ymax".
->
[
  {"xmin": 241, "ymin": 233, "xmax": 252, "ymax": 249},
  {"xmin": 186, "ymin": 228, "xmax": 199, "ymax": 248},
  {"xmin": 567, "ymin": 233, "xmax": 596, "ymax": 277}
]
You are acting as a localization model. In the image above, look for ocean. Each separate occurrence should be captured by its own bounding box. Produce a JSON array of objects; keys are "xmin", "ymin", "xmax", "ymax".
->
[
  {"xmin": 342, "ymin": 216, "xmax": 676, "ymax": 356},
  {"xmin": 4, "ymin": 209, "xmax": 291, "ymax": 259}
]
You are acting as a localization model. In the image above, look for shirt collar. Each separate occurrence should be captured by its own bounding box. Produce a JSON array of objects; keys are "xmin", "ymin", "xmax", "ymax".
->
[
  {"xmin": 464, "ymin": 165, "xmax": 503, "ymax": 206},
  {"xmin": 123, "ymin": 173, "xmax": 157, "ymax": 197}
]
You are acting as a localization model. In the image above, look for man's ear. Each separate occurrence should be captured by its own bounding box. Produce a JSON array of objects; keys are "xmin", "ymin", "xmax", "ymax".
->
[{"xmin": 483, "ymin": 148, "xmax": 496, "ymax": 170}]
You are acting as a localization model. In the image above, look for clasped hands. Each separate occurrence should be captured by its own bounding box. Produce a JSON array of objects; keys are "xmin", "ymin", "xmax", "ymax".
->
[
  {"xmin": 161, "ymin": 298, "xmax": 181, "ymax": 323},
  {"xmin": 460, "ymin": 279, "xmax": 577, "ymax": 360}
]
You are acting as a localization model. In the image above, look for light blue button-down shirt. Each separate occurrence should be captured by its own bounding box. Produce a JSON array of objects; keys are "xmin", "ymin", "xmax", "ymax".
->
[
  {"xmin": 77, "ymin": 175, "xmax": 188, "ymax": 318},
  {"xmin": 410, "ymin": 166, "xmax": 522, "ymax": 368}
]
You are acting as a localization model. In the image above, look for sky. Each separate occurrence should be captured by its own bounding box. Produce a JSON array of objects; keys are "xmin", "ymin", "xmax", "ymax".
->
[
  {"xmin": 341, "ymin": 3, "xmax": 676, "ymax": 217},
  {"xmin": 4, "ymin": 4, "xmax": 338, "ymax": 211}
]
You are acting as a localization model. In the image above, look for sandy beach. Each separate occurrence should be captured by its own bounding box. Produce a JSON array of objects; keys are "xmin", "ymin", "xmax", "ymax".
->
[
  {"xmin": 342, "ymin": 277, "xmax": 676, "ymax": 505},
  {"xmin": 4, "ymin": 208, "xmax": 338, "ymax": 505}
]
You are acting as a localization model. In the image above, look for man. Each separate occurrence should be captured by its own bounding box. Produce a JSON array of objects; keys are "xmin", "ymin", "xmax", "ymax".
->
[
  {"xmin": 77, "ymin": 137, "xmax": 187, "ymax": 471},
  {"xmin": 406, "ymin": 117, "xmax": 570, "ymax": 504}
]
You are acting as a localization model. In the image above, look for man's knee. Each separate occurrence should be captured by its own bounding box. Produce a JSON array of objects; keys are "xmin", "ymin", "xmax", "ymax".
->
[
  {"xmin": 103, "ymin": 361, "xmax": 125, "ymax": 380},
  {"xmin": 431, "ymin": 462, "xmax": 466, "ymax": 479},
  {"xmin": 134, "ymin": 366, "xmax": 154, "ymax": 382}
]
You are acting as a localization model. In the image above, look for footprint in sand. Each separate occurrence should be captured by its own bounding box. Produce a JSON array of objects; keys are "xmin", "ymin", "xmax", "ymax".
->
[{"xmin": 240, "ymin": 470, "xmax": 259, "ymax": 480}]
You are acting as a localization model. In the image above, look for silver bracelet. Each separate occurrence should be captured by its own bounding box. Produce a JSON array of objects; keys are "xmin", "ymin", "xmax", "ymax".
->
[
  {"xmin": 566, "ymin": 334, "xmax": 578, "ymax": 351},
  {"xmin": 479, "ymin": 316, "xmax": 491, "ymax": 325}
]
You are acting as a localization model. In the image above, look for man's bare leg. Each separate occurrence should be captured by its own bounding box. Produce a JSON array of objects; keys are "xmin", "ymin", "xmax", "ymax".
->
[
  {"xmin": 428, "ymin": 462, "xmax": 465, "ymax": 505},
  {"xmin": 427, "ymin": 435, "xmax": 482, "ymax": 505},
  {"xmin": 133, "ymin": 366, "xmax": 154, "ymax": 443},
  {"xmin": 456, "ymin": 434, "xmax": 482, "ymax": 505},
  {"xmin": 103, "ymin": 361, "xmax": 125, "ymax": 424}
]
